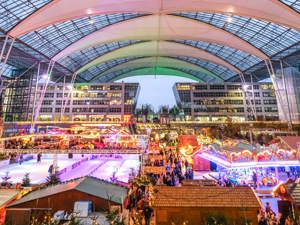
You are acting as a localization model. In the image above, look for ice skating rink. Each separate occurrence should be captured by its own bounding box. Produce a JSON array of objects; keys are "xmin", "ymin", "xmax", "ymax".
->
[{"xmin": 0, "ymin": 154, "xmax": 140, "ymax": 184}]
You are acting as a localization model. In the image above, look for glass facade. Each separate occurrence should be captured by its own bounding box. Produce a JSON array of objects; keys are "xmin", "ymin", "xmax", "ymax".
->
[{"xmin": 174, "ymin": 82, "xmax": 279, "ymax": 122}]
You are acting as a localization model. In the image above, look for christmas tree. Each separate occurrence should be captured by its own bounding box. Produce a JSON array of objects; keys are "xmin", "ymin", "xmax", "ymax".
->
[
  {"xmin": 46, "ymin": 173, "xmax": 61, "ymax": 186},
  {"xmin": 22, "ymin": 173, "xmax": 31, "ymax": 187}
]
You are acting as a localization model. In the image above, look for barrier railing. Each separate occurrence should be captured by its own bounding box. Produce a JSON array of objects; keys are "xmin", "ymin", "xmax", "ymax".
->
[
  {"xmin": 57, "ymin": 156, "xmax": 89, "ymax": 177},
  {"xmin": 0, "ymin": 148, "xmax": 145, "ymax": 154}
]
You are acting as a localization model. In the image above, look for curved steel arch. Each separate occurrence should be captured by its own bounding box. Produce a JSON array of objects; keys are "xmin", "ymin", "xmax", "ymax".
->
[
  {"xmin": 109, "ymin": 67, "xmax": 204, "ymax": 82},
  {"xmin": 52, "ymin": 15, "xmax": 268, "ymax": 61},
  {"xmin": 8, "ymin": 0, "xmax": 300, "ymax": 37},
  {"xmin": 88, "ymin": 56, "xmax": 222, "ymax": 82},
  {"xmin": 75, "ymin": 41, "xmax": 241, "ymax": 75}
]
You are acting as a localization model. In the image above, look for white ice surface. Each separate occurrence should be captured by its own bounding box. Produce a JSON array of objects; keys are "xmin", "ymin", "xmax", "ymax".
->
[
  {"xmin": 0, "ymin": 154, "xmax": 80, "ymax": 184},
  {"xmin": 0, "ymin": 154, "xmax": 140, "ymax": 184}
]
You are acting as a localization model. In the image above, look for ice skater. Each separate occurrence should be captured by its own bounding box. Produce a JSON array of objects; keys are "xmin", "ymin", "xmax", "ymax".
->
[
  {"xmin": 252, "ymin": 171, "xmax": 258, "ymax": 189},
  {"xmin": 19, "ymin": 154, "xmax": 23, "ymax": 165},
  {"xmin": 110, "ymin": 168, "xmax": 118, "ymax": 183},
  {"xmin": 37, "ymin": 153, "xmax": 42, "ymax": 163},
  {"xmin": 48, "ymin": 164, "xmax": 54, "ymax": 174}
]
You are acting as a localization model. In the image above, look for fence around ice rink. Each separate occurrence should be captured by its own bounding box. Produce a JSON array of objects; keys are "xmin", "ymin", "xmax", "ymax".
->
[
  {"xmin": 57, "ymin": 156, "xmax": 90, "ymax": 177},
  {"xmin": 0, "ymin": 148, "xmax": 145, "ymax": 154}
]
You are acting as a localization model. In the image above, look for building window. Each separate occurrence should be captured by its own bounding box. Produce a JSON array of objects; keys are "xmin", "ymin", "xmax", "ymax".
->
[
  {"xmin": 109, "ymin": 85, "xmax": 122, "ymax": 91},
  {"xmin": 210, "ymin": 85, "xmax": 225, "ymax": 90},
  {"xmin": 44, "ymin": 93, "xmax": 54, "ymax": 98},
  {"xmin": 42, "ymin": 100, "xmax": 53, "ymax": 105},
  {"xmin": 256, "ymin": 107, "xmax": 263, "ymax": 112},
  {"xmin": 194, "ymin": 85, "xmax": 207, "ymax": 90},
  {"xmin": 236, "ymin": 108, "xmax": 244, "ymax": 113},
  {"xmin": 227, "ymin": 85, "xmax": 241, "ymax": 90},
  {"xmin": 264, "ymin": 107, "xmax": 278, "ymax": 113},
  {"xmin": 263, "ymin": 99, "xmax": 277, "ymax": 105},
  {"xmin": 109, "ymin": 108, "xmax": 121, "ymax": 113},
  {"xmin": 263, "ymin": 92, "xmax": 275, "ymax": 97},
  {"xmin": 40, "ymin": 108, "xmax": 52, "ymax": 113},
  {"xmin": 177, "ymin": 84, "xmax": 190, "ymax": 90},
  {"xmin": 260, "ymin": 84, "xmax": 274, "ymax": 90},
  {"xmin": 254, "ymin": 92, "xmax": 260, "ymax": 97}
]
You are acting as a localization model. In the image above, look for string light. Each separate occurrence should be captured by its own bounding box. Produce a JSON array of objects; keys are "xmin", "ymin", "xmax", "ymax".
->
[
  {"xmin": 86, "ymin": 9, "xmax": 93, "ymax": 15},
  {"xmin": 41, "ymin": 74, "xmax": 49, "ymax": 80}
]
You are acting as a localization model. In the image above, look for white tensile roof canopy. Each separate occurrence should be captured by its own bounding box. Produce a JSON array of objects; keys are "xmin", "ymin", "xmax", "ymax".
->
[{"xmin": 0, "ymin": 0, "xmax": 299, "ymax": 82}]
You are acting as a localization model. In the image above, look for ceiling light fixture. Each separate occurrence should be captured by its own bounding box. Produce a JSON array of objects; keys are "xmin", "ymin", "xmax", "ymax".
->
[{"xmin": 227, "ymin": 15, "xmax": 233, "ymax": 23}]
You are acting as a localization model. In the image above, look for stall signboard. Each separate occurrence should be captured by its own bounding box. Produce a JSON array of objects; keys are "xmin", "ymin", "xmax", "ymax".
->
[{"xmin": 178, "ymin": 135, "xmax": 198, "ymax": 148}]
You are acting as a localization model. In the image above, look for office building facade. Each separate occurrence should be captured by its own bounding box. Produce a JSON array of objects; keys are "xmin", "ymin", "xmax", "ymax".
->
[
  {"xmin": 3, "ymin": 81, "xmax": 140, "ymax": 122},
  {"xmin": 173, "ymin": 82, "xmax": 279, "ymax": 122}
]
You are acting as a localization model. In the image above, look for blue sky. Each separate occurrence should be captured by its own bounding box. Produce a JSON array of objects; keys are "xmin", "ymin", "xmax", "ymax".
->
[{"xmin": 116, "ymin": 75, "xmax": 196, "ymax": 110}]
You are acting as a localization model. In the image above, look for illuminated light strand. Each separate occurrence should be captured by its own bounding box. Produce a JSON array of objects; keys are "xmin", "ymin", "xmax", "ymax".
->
[{"xmin": 199, "ymin": 152, "xmax": 300, "ymax": 169}]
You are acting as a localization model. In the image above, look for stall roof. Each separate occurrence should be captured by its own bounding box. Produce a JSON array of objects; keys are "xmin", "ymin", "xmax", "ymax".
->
[
  {"xmin": 151, "ymin": 186, "xmax": 260, "ymax": 208},
  {"xmin": 9, "ymin": 176, "xmax": 128, "ymax": 207},
  {"xmin": 279, "ymin": 136, "xmax": 300, "ymax": 150},
  {"xmin": 284, "ymin": 182, "xmax": 300, "ymax": 206},
  {"xmin": 0, "ymin": 189, "xmax": 21, "ymax": 208}
]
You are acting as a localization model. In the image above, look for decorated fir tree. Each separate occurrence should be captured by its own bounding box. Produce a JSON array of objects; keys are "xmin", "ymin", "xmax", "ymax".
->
[
  {"xmin": 68, "ymin": 214, "xmax": 82, "ymax": 225},
  {"xmin": 22, "ymin": 173, "xmax": 31, "ymax": 187},
  {"xmin": 46, "ymin": 173, "xmax": 61, "ymax": 186},
  {"xmin": 105, "ymin": 209, "xmax": 125, "ymax": 225}
]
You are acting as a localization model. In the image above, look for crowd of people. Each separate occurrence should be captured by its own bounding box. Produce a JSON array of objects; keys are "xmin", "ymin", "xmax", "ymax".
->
[
  {"xmin": 216, "ymin": 166, "xmax": 300, "ymax": 189},
  {"xmin": 144, "ymin": 146, "xmax": 194, "ymax": 187},
  {"xmin": 124, "ymin": 177, "xmax": 153, "ymax": 225},
  {"xmin": 258, "ymin": 202, "xmax": 299, "ymax": 225}
]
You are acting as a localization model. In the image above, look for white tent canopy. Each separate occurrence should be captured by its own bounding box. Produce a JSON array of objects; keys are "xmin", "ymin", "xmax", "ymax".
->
[
  {"xmin": 53, "ymin": 15, "xmax": 268, "ymax": 61},
  {"xmin": 75, "ymin": 41, "xmax": 241, "ymax": 75},
  {"xmin": 9, "ymin": 0, "xmax": 300, "ymax": 37}
]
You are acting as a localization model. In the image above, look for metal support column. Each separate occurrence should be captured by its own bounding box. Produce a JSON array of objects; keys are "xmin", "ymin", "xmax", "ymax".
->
[
  {"xmin": 30, "ymin": 63, "xmax": 41, "ymax": 133},
  {"xmin": 60, "ymin": 75, "xmax": 66, "ymax": 121},
  {"xmin": 280, "ymin": 60, "xmax": 293, "ymax": 130},
  {"xmin": 0, "ymin": 36, "xmax": 9, "ymax": 61},
  {"xmin": 62, "ymin": 72, "xmax": 77, "ymax": 120},
  {"xmin": 33, "ymin": 61, "xmax": 55, "ymax": 123},
  {"xmin": 0, "ymin": 35, "xmax": 15, "ymax": 78},
  {"xmin": 239, "ymin": 73, "xmax": 256, "ymax": 121},
  {"xmin": 264, "ymin": 59, "xmax": 288, "ymax": 122},
  {"xmin": 250, "ymin": 74, "xmax": 257, "ymax": 119}
]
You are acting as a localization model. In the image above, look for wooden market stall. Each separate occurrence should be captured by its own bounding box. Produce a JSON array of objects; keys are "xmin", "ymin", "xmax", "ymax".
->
[
  {"xmin": 6, "ymin": 177, "xmax": 127, "ymax": 225},
  {"xmin": 151, "ymin": 186, "xmax": 261, "ymax": 225}
]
